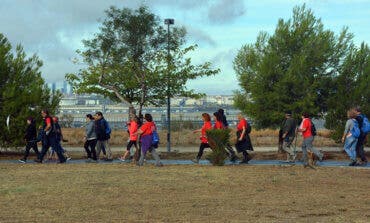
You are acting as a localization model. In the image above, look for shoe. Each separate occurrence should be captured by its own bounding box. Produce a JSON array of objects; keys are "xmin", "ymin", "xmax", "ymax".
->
[
  {"xmin": 118, "ymin": 157, "xmax": 126, "ymax": 162},
  {"xmin": 239, "ymin": 160, "xmax": 249, "ymax": 164},
  {"xmin": 230, "ymin": 156, "xmax": 238, "ymax": 162},
  {"xmin": 67, "ymin": 157, "xmax": 72, "ymax": 161},
  {"xmin": 349, "ymin": 161, "xmax": 357, "ymax": 166},
  {"xmin": 191, "ymin": 158, "xmax": 199, "ymax": 163},
  {"xmin": 34, "ymin": 159, "xmax": 42, "ymax": 163},
  {"xmin": 18, "ymin": 159, "xmax": 26, "ymax": 163},
  {"xmin": 155, "ymin": 163, "xmax": 164, "ymax": 167},
  {"xmin": 86, "ymin": 158, "xmax": 92, "ymax": 163},
  {"xmin": 360, "ymin": 161, "xmax": 368, "ymax": 166},
  {"xmin": 105, "ymin": 158, "xmax": 113, "ymax": 162}
]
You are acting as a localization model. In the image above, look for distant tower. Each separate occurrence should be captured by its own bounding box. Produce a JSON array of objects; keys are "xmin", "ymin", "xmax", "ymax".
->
[
  {"xmin": 52, "ymin": 83, "xmax": 56, "ymax": 93},
  {"xmin": 63, "ymin": 81, "xmax": 68, "ymax": 94}
]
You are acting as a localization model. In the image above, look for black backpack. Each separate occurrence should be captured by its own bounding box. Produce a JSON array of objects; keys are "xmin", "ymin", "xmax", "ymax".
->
[
  {"xmin": 246, "ymin": 121, "xmax": 252, "ymax": 134},
  {"xmin": 310, "ymin": 119, "xmax": 317, "ymax": 136}
]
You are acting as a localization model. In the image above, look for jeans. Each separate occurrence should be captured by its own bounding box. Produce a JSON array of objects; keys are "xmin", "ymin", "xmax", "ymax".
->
[
  {"xmin": 84, "ymin": 139, "xmax": 97, "ymax": 160},
  {"xmin": 301, "ymin": 136, "xmax": 323, "ymax": 165},
  {"xmin": 344, "ymin": 135, "xmax": 358, "ymax": 161},
  {"xmin": 38, "ymin": 135, "xmax": 66, "ymax": 162},
  {"xmin": 282, "ymin": 137, "xmax": 295, "ymax": 161}
]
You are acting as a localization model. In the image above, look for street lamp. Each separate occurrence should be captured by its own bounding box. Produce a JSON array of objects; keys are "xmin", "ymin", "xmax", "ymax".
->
[{"xmin": 164, "ymin": 18, "xmax": 174, "ymax": 153}]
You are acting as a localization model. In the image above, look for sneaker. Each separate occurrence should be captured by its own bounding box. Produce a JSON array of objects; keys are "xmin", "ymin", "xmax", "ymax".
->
[
  {"xmin": 67, "ymin": 157, "xmax": 72, "ymax": 161},
  {"xmin": 230, "ymin": 156, "xmax": 238, "ymax": 162},
  {"xmin": 191, "ymin": 158, "xmax": 199, "ymax": 164},
  {"xmin": 155, "ymin": 163, "xmax": 164, "ymax": 167},
  {"xmin": 349, "ymin": 161, "xmax": 357, "ymax": 166},
  {"xmin": 34, "ymin": 159, "xmax": 42, "ymax": 163},
  {"xmin": 86, "ymin": 158, "xmax": 92, "ymax": 163},
  {"xmin": 18, "ymin": 159, "xmax": 26, "ymax": 163},
  {"xmin": 239, "ymin": 160, "xmax": 249, "ymax": 164},
  {"xmin": 118, "ymin": 157, "xmax": 126, "ymax": 162},
  {"xmin": 105, "ymin": 158, "xmax": 113, "ymax": 162}
]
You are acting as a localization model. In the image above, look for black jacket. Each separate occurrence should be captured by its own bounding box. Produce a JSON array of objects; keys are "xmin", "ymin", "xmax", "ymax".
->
[{"xmin": 24, "ymin": 122, "xmax": 37, "ymax": 142}]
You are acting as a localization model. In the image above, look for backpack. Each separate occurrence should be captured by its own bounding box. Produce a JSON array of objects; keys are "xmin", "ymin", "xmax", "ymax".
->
[
  {"xmin": 246, "ymin": 121, "xmax": 252, "ymax": 134},
  {"xmin": 360, "ymin": 114, "xmax": 370, "ymax": 134},
  {"xmin": 310, "ymin": 120, "xmax": 317, "ymax": 136},
  {"xmin": 350, "ymin": 119, "xmax": 361, "ymax": 138},
  {"xmin": 103, "ymin": 119, "xmax": 111, "ymax": 135},
  {"xmin": 152, "ymin": 130, "xmax": 159, "ymax": 148}
]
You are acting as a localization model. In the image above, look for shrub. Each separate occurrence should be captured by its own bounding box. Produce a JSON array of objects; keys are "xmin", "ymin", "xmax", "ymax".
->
[{"xmin": 205, "ymin": 129, "xmax": 231, "ymax": 166}]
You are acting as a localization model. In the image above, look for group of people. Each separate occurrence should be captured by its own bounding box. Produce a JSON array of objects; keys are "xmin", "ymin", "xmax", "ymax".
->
[
  {"xmin": 19, "ymin": 106, "xmax": 368, "ymax": 167},
  {"xmin": 19, "ymin": 109, "xmax": 70, "ymax": 164},
  {"xmin": 192, "ymin": 109, "xmax": 254, "ymax": 164},
  {"xmin": 279, "ymin": 107, "xmax": 368, "ymax": 166}
]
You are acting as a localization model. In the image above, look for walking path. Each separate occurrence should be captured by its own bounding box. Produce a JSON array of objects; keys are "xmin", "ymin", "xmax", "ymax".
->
[{"xmin": 1, "ymin": 158, "xmax": 369, "ymax": 168}]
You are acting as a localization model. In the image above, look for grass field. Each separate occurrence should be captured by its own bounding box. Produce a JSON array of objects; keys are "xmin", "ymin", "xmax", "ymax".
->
[{"xmin": 1, "ymin": 163, "xmax": 369, "ymax": 222}]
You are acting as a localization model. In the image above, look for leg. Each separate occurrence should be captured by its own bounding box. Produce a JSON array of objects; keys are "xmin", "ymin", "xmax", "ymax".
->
[
  {"xmin": 84, "ymin": 140, "xmax": 92, "ymax": 158},
  {"xmin": 31, "ymin": 142, "xmax": 39, "ymax": 157},
  {"xmin": 301, "ymin": 138, "xmax": 308, "ymax": 165},
  {"xmin": 151, "ymin": 149, "xmax": 162, "ymax": 166},
  {"xmin": 138, "ymin": 150, "xmax": 146, "ymax": 166},
  {"xmin": 96, "ymin": 140, "xmax": 102, "ymax": 159},
  {"xmin": 356, "ymin": 134, "xmax": 368, "ymax": 163},
  {"xmin": 51, "ymin": 137, "xmax": 66, "ymax": 163},
  {"xmin": 23, "ymin": 142, "xmax": 32, "ymax": 160},
  {"xmin": 38, "ymin": 137, "xmax": 50, "ymax": 161},
  {"xmin": 282, "ymin": 137, "xmax": 295, "ymax": 161},
  {"xmin": 103, "ymin": 140, "xmax": 112, "ymax": 160},
  {"xmin": 344, "ymin": 136, "xmax": 358, "ymax": 165},
  {"xmin": 90, "ymin": 139, "xmax": 98, "ymax": 160}
]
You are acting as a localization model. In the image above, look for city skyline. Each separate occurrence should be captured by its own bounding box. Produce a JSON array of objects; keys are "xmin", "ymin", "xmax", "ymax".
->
[{"xmin": 1, "ymin": 0, "xmax": 370, "ymax": 95}]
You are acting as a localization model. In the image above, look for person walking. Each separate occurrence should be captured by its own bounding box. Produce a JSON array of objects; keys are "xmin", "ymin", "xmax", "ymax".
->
[
  {"xmin": 192, "ymin": 113, "xmax": 213, "ymax": 163},
  {"xmin": 119, "ymin": 115, "xmax": 139, "ymax": 162},
  {"xmin": 217, "ymin": 109, "xmax": 238, "ymax": 162},
  {"xmin": 279, "ymin": 111, "xmax": 297, "ymax": 162},
  {"xmin": 84, "ymin": 114, "xmax": 98, "ymax": 162},
  {"xmin": 19, "ymin": 117, "xmax": 39, "ymax": 163},
  {"xmin": 95, "ymin": 112, "xmax": 113, "ymax": 161},
  {"xmin": 136, "ymin": 113, "xmax": 163, "ymax": 166},
  {"xmin": 342, "ymin": 109, "xmax": 360, "ymax": 166},
  {"xmin": 53, "ymin": 116, "xmax": 71, "ymax": 160},
  {"xmin": 34, "ymin": 109, "xmax": 66, "ymax": 163},
  {"xmin": 354, "ymin": 107, "xmax": 368, "ymax": 166},
  {"xmin": 297, "ymin": 112, "xmax": 323, "ymax": 167},
  {"xmin": 235, "ymin": 113, "xmax": 254, "ymax": 164}
]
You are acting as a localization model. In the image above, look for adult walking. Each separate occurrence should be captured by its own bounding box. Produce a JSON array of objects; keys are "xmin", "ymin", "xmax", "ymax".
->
[
  {"xmin": 235, "ymin": 113, "xmax": 253, "ymax": 164},
  {"xmin": 342, "ymin": 109, "xmax": 360, "ymax": 166},
  {"xmin": 119, "ymin": 115, "xmax": 139, "ymax": 162},
  {"xmin": 136, "ymin": 113, "xmax": 162, "ymax": 166},
  {"xmin": 84, "ymin": 114, "xmax": 98, "ymax": 162},
  {"xmin": 53, "ymin": 116, "xmax": 71, "ymax": 160},
  {"xmin": 95, "ymin": 112, "xmax": 113, "ymax": 161},
  {"xmin": 34, "ymin": 109, "xmax": 66, "ymax": 163},
  {"xmin": 19, "ymin": 117, "xmax": 39, "ymax": 163},
  {"xmin": 217, "ymin": 109, "xmax": 238, "ymax": 162},
  {"xmin": 279, "ymin": 111, "xmax": 297, "ymax": 162},
  {"xmin": 354, "ymin": 107, "xmax": 368, "ymax": 166},
  {"xmin": 297, "ymin": 112, "xmax": 323, "ymax": 167},
  {"xmin": 192, "ymin": 113, "xmax": 213, "ymax": 163}
]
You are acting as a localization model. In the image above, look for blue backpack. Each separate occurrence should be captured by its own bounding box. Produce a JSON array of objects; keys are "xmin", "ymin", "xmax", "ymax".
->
[
  {"xmin": 103, "ymin": 119, "xmax": 111, "ymax": 135},
  {"xmin": 360, "ymin": 114, "xmax": 370, "ymax": 134},
  {"xmin": 152, "ymin": 130, "xmax": 159, "ymax": 148},
  {"xmin": 350, "ymin": 119, "xmax": 360, "ymax": 138}
]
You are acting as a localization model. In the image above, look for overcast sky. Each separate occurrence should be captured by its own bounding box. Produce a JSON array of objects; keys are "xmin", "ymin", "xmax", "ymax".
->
[{"xmin": 1, "ymin": 0, "xmax": 370, "ymax": 95}]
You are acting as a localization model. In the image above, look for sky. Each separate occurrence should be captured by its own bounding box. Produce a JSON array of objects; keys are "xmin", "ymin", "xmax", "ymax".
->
[{"xmin": 1, "ymin": 0, "xmax": 370, "ymax": 95}]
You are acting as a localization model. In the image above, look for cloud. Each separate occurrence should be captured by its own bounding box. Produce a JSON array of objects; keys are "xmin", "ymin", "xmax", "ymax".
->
[
  {"xmin": 208, "ymin": 0, "xmax": 246, "ymax": 24},
  {"xmin": 185, "ymin": 26, "xmax": 217, "ymax": 47}
]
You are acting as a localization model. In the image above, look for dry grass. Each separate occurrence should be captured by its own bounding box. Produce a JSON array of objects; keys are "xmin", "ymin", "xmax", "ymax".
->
[
  {"xmin": 62, "ymin": 128, "xmax": 339, "ymax": 147},
  {"xmin": 0, "ymin": 164, "xmax": 369, "ymax": 222}
]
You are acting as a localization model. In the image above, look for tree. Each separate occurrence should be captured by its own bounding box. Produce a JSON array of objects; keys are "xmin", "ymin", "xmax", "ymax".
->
[
  {"xmin": 325, "ymin": 43, "xmax": 370, "ymax": 140},
  {"xmin": 66, "ymin": 5, "xmax": 219, "ymax": 116},
  {"xmin": 233, "ymin": 4, "xmax": 354, "ymax": 128},
  {"xmin": 0, "ymin": 33, "xmax": 61, "ymax": 148}
]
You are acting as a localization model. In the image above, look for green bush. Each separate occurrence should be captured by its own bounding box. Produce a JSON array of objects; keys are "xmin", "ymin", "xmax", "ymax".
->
[{"xmin": 206, "ymin": 129, "xmax": 231, "ymax": 166}]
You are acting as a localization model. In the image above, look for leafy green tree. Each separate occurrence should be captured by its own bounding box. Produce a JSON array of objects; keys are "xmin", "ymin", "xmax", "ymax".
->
[
  {"xmin": 66, "ymin": 5, "xmax": 219, "ymax": 116},
  {"xmin": 233, "ymin": 4, "xmax": 354, "ymax": 129},
  {"xmin": 325, "ymin": 43, "xmax": 370, "ymax": 140},
  {"xmin": 0, "ymin": 33, "xmax": 61, "ymax": 148}
]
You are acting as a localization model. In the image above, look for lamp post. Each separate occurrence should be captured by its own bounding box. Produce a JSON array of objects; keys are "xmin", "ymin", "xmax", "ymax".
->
[{"xmin": 164, "ymin": 18, "xmax": 174, "ymax": 153}]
